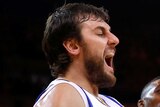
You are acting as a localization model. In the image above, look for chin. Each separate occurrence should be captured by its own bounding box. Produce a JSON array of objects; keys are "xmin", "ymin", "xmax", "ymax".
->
[{"xmin": 109, "ymin": 77, "xmax": 116, "ymax": 87}]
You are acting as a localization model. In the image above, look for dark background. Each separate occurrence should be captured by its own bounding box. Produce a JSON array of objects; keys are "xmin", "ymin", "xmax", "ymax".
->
[{"xmin": 1, "ymin": 0, "xmax": 160, "ymax": 107}]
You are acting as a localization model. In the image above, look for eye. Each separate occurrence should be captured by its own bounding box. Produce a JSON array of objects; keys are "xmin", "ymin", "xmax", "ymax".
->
[
  {"xmin": 96, "ymin": 31, "xmax": 105, "ymax": 37},
  {"xmin": 97, "ymin": 33, "xmax": 104, "ymax": 37},
  {"xmin": 94, "ymin": 27, "xmax": 105, "ymax": 37}
]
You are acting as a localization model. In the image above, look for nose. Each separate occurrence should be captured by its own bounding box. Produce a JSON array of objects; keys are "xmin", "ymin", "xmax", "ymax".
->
[{"xmin": 107, "ymin": 32, "xmax": 119, "ymax": 47}]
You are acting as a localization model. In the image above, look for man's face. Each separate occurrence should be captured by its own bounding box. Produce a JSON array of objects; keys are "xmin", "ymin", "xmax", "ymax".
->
[
  {"xmin": 79, "ymin": 17, "xmax": 119, "ymax": 88},
  {"xmin": 143, "ymin": 80, "xmax": 160, "ymax": 107}
]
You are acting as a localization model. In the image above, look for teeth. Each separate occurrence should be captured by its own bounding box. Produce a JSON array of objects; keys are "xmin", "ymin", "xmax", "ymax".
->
[{"xmin": 105, "ymin": 54, "xmax": 114, "ymax": 59}]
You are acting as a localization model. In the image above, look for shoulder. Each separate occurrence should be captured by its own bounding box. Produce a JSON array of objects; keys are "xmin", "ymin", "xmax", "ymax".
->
[{"xmin": 35, "ymin": 83, "xmax": 85, "ymax": 107}]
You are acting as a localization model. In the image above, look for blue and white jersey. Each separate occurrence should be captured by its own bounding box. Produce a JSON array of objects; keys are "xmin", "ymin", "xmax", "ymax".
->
[{"xmin": 33, "ymin": 79, "xmax": 124, "ymax": 107}]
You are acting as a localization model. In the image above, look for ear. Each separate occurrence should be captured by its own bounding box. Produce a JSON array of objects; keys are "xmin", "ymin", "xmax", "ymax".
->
[
  {"xmin": 137, "ymin": 99, "xmax": 145, "ymax": 107},
  {"xmin": 63, "ymin": 39, "xmax": 80, "ymax": 55}
]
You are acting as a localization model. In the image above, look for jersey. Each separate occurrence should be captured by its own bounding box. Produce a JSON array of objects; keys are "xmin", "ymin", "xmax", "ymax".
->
[{"xmin": 33, "ymin": 78, "xmax": 124, "ymax": 107}]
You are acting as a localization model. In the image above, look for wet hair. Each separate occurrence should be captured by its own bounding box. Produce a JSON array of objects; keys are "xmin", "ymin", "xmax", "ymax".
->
[
  {"xmin": 140, "ymin": 76, "xmax": 160, "ymax": 99},
  {"xmin": 42, "ymin": 3, "xmax": 109, "ymax": 77}
]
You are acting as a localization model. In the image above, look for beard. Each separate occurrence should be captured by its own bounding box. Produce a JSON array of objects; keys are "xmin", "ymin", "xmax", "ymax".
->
[{"xmin": 83, "ymin": 44, "xmax": 116, "ymax": 88}]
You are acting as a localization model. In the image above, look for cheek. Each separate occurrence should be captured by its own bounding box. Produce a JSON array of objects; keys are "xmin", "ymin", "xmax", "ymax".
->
[
  {"xmin": 82, "ymin": 32, "xmax": 108, "ymax": 56},
  {"xmin": 87, "ymin": 40, "xmax": 106, "ymax": 55}
]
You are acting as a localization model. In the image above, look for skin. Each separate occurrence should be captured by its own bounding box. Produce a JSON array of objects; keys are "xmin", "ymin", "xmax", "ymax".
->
[
  {"xmin": 80, "ymin": 17, "xmax": 119, "ymax": 89},
  {"xmin": 36, "ymin": 16, "xmax": 119, "ymax": 107},
  {"xmin": 138, "ymin": 79, "xmax": 160, "ymax": 107}
]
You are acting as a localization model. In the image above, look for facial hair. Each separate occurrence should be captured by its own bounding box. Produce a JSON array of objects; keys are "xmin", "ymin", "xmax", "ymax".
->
[{"xmin": 83, "ymin": 44, "xmax": 116, "ymax": 88}]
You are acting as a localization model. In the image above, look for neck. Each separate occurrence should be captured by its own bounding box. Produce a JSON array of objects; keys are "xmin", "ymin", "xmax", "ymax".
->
[
  {"xmin": 59, "ymin": 71, "xmax": 99, "ymax": 96},
  {"xmin": 59, "ymin": 57, "xmax": 99, "ymax": 97}
]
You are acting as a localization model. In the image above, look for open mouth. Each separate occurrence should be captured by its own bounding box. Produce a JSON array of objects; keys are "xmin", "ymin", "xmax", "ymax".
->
[{"xmin": 105, "ymin": 57, "xmax": 112, "ymax": 67}]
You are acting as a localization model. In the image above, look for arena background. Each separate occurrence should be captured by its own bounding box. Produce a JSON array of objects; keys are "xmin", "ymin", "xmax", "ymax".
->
[{"xmin": 1, "ymin": 0, "xmax": 160, "ymax": 106}]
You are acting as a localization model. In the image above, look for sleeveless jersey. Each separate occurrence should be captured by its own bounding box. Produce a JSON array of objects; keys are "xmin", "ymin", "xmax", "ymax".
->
[{"xmin": 33, "ymin": 79, "xmax": 123, "ymax": 107}]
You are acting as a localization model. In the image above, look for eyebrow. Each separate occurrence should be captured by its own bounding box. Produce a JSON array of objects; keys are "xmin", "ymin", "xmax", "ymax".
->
[{"xmin": 94, "ymin": 26, "xmax": 111, "ymax": 32}]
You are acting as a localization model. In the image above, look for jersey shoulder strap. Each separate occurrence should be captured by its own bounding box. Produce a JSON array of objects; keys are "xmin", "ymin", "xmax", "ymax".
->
[
  {"xmin": 99, "ymin": 94, "xmax": 124, "ymax": 107},
  {"xmin": 34, "ymin": 79, "xmax": 93, "ymax": 107}
]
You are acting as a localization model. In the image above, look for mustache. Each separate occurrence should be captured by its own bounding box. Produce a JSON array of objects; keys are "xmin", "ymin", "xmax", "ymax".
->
[{"xmin": 104, "ymin": 47, "xmax": 116, "ymax": 56}]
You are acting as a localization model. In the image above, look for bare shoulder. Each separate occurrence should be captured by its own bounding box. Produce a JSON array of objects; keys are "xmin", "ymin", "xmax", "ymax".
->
[{"xmin": 36, "ymin": 83, "xmax": 85, "ymax": 107}]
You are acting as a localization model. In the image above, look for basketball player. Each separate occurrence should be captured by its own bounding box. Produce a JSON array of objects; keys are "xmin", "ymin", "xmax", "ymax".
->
[
  {"xmin": 137, "ymin": 76, "xmax": 160, "ymax": 107},
  {"xmin": 34, "ymin": 3, "xmax": 123, "ymax": 107}
]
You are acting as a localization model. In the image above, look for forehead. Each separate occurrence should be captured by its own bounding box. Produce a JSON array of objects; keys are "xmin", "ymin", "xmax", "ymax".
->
[
  {"xmin": 79, "ymin": 17, "xmax": 110, "ymax": 30},
  {"xmin": 144, "ymin": 79, "xmax": 160, "ymax": 97}
]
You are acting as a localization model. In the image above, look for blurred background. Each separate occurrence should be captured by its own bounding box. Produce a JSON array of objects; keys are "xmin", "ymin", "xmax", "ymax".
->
[{"xmin": 1, "ymin": 0, "xmax": 160, "ymax": 107}]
